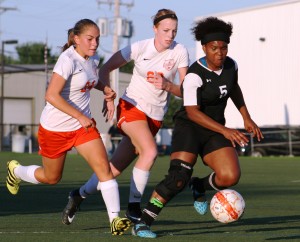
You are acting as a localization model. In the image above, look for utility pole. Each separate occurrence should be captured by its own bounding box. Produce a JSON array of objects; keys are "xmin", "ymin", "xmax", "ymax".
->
[
  {"xmin": 0, "ymin": 1, "xmax": 18, "ymax": 42},
  {"xmin": 112, "ymin": 0, "xmax": 120, "ymax": 103},
  {"xmin": 0, "ymin": 1, "xmax": 18, "ymax": 150},
  {"xmin": 96, "ymin": 0, "xmax": 134, "ymax": 104}
]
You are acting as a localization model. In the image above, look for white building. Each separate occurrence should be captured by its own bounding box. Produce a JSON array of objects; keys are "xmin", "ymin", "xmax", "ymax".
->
[
  {"xmin": 1, "ymin": 65, "xmax": 131, "ymax": 151},
  {"xmin": 195, "ymin": 0, "xmax": 300, "ymax": 128}
]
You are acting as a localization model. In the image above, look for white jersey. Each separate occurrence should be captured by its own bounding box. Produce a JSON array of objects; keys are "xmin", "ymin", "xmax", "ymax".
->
[
  {"xmin": 40, "ymin": 46, "xmax": 99, "ymax": 131},
  {"xmin": 120, "ymin": 38, "xmax": 189, "ymax": 121}
]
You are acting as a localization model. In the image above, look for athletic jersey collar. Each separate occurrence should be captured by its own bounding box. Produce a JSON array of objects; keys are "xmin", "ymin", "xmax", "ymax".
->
[
  {"xmin": 198, "ymin": 57, "xmax": 223, "ymax": 75},
  {"xmin": 71, "ymin": 45, "xmax": 89, "ymax": 63}
]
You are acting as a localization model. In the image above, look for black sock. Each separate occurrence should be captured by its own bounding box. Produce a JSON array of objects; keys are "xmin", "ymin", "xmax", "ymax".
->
[
  {"xmin": 192, "ymin": 176, "xmax": 207, "ymax": 194},
  {"xmin": 128, "ymin": 202, "xmax": 142, "ymax": 216},
  {"xmin": 194, "ymin": 173, "xmax": 226, "ymax": 193},
  {"xmin": 140, "ymin": 197, "xmax": 164, "ymax": 226}
]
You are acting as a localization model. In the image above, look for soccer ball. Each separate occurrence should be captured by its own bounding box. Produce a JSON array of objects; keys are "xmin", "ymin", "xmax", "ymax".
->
[{"xmin": 210, "ymin": 189, "xmax": 245, "ymax": 223}]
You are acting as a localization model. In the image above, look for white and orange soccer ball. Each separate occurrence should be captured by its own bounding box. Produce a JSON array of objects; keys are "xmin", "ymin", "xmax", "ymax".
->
[{"xmin": 210, "ymin": 189, "xmax": 245, "ymax": 223}]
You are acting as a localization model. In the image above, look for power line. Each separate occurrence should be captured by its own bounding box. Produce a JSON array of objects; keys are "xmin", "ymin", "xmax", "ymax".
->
[{"xmin": 0, "ymin": 6, "xmax": 17, "ymax": 14}]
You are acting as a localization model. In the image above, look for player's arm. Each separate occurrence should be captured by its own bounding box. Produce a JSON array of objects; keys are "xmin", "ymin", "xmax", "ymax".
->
[
  {"xmin": 45, "ymin": 73, "xmax": 94, "ymax": 129},
  {"xmin": 147, "ymin": 66, "xmax": 188, "ymax": 97},
  {"xmin": 165, "ymin": 66, "xmax": 188, "ymax": 97},
  {"xmin": 230, "ymin": 82, "xmax": 263, "ymax": 141},
  {"xmin": 95, "ymin": 50, "xmax": 128, "ymax": 93},
  {"xmin": 183, "ymin": 73, "xmax": 248, "ymax": 147},
  {"xmin": 186, "ymin": 105, "xmax": 249, "ymax": 147}
]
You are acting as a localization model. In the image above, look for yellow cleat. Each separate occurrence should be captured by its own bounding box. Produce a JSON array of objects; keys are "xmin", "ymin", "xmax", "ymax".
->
[
  {"xmin": 110, "ymin": 217, "xmax": 131, "ymax": 235},
  {"xmin": 6, "ymin": 160, "xmax": 21, "ymax": 195}
]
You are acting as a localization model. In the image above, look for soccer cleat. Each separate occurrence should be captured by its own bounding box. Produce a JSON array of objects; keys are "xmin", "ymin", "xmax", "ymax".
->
[
  {"xmin": 132, "ymin": 222, "xmax": 157, "ymax": 238},
  {"xmin": 110, "ymin": 217, "xmax": 131, "ymax": 235},
  {"xmin": 193, "ymin": 200, "xmax": 208, "ymax": 215},
  {"xmin": 6, "ymin": 160, "xmax": 21, "ymax": 195},
  {"xmin": 125, "ymin": 208, "xmax": 142, "ymax": 223},
  {"xmin": 189, "ymin": 177, "xmax": 208, "ymax": 215},
  {"xmin": 62, "ymin": 189, "xmax": 84, "ymax": 225}
]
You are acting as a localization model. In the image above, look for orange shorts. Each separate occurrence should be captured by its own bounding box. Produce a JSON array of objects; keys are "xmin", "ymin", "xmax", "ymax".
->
[
  {"xmin": 117, "ymin": 98, "xmax": 162, "ymax": 136},
  {"xmin": 38, "ymin": 123, "xmax": 101, "ymax": 159}
]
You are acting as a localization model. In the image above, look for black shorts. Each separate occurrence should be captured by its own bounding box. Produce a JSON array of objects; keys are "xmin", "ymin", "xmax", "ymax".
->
[{"xmin": 171, "ymin": 118, "xmax": 232, "ymax": 158}]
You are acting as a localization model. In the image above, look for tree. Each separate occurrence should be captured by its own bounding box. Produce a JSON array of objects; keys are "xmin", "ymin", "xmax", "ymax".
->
[
  {"xmin": 162, "ymin": 95, "xmax": 182, "ymax": 128},
  {"xmin": 16, "ymin": 42, "xmax": 57, "ymax": 64},
  {"xmin": 0, "ymin": 55, "xmax": 16, "ymax": 64}
]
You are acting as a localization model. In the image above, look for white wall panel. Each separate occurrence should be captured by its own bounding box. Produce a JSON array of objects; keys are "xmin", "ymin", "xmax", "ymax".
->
[{"xmin": 195, "ymin": 0, "xmax": 300, "ymax": 128}]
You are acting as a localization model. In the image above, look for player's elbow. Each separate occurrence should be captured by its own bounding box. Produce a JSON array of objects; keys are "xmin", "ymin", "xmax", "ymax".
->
[{"xmin": 44, "ymin": 92, "xmax": 56, "ymax": 104}]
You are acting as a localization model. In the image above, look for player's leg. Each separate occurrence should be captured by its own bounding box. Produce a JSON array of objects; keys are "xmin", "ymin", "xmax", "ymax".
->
[
  {"xmin": 110, "ymin": 135, "xmax": 137, "ymax": 176},
  {"xmin": 76, "ymin": 137, "xmax": 130, "ymax": 235},
  {"xmin": 204, "ymin": 146, "xmax": 241, "ymax": 188},
  {"xmin": 7, "ymin": 125, "xmax": 68, "ymax": 195},
  {"xmin": 190, "ymin": 144, "xmax": 241, "ymax": 215},
  {"xmin": 62, "ymin": 135, "xmax": 137, "ymax": 225},
  {"xmin": 6, "ymin": 155, "xmax": 66, "ymax": 195},
  {"xmin": 119, "ymin": 119, "xmax": 158, "ymax": 223},
  {"xmin": 132, "ymin": 152, "xmax": 196, "ymax": 238},
  {"xmin": 189, "ymin": 133, "xmax": 235, "ymax": 215},
  {"xmin": 79, "ymin": 136, "xmax": 137, "ymax": 197}
]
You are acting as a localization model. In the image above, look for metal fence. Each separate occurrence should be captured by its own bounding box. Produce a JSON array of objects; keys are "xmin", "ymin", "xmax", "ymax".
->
[
  {"xmin": 237, "ymin": 128, "xmax": 300, "ymax": 157},
  {"xmin": 1, "ymin": 124, "xmax": 300, "ymax": 157}
]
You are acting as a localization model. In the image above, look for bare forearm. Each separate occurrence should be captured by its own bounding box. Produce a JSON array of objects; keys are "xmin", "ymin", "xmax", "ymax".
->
[
  {"xmin": 165, "ymin": 82, "xmax": 182, "ymax": 97},
  {"xmin": 239, "ymin": 105, "xmax": 251, "ymax": 122},
  {"xmin": 45, "ymin": 94, "xmax": 83, "ymax": 119},
  {"xmin": 187, "ymin": 108, "xmax": 226, "ymax": 135}
]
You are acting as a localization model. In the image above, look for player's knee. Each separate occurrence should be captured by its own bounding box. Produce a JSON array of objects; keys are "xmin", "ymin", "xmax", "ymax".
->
[
  {"xmin": 138, "ymin": 145, "xmax": 158, "ymax": 163},
  {"xmin": 218, "ymin": 170, "xmax": 241, "ymax": 187},
  {"xmin": 155, "ymin": 159, "xmax": 193, "ymax": 201}
]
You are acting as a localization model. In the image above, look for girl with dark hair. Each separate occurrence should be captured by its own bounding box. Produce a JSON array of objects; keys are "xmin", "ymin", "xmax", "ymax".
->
[{"xmin": 132, "ymin": 16, "xmax": 263, "ymax": 238}]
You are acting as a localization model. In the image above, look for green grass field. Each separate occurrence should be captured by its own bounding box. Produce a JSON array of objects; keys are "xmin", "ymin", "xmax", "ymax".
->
[{"xmin": 1, "ymin": 152, "xmax": 300, "ymax": 242}]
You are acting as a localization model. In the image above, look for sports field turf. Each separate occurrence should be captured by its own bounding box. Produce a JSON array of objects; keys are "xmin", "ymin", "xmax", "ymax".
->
[{"xmin": 1, "ymin": 152, "xmax": 300, "ymax": 242}]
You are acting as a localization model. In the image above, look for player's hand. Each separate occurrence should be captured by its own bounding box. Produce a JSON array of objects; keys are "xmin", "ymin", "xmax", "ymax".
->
[
  {"xmin": 77, "ymin": 114, "xmax": 95, "ymax": 131},
  {"xmin": 103, "ymin": 87, "xmax": 116, "ymax": 102},
  {"xmin": 244, "ymin": 118, "xmax": 264, "ymax": 141},
  {"xmin": 223, "ymin": 127, "xmax": 249, "ymax": 148},
  {"xmin": 102, "ymin": 100, "xmax": 115, "ymax": 122},
  {"xmin": 147, "ymin": 71, "xmax": 169, "ymax": 90}
]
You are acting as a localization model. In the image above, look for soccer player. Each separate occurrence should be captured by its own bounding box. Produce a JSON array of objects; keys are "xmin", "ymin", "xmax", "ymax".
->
[
  {"xmin": 132, "ymin": 16, "xmax": 264, "ymax": 238},
  {"xmin": 6, "ymin": 19, "xmax": 130, "ymax": 235},
  {"xmin": 61, "ymin": 9, "xmax": 189, "ymax": 225}
]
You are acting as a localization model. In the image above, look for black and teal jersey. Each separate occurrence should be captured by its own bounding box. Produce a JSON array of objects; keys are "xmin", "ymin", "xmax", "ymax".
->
[{"xmin": 175, "ymin": 56, "xmax": 238, "ymax": 126}]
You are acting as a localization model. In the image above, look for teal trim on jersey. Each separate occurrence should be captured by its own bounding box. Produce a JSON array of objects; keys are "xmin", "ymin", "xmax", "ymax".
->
[{"xmin": 199, "ymin": 57, "xmax": 208, "ymax": 67}]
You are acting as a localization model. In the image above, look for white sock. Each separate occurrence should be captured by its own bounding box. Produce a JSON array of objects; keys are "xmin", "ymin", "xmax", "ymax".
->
[
  {"xmin": 14, "ymin": 165, "xmax": 40, "ymax": 184},
  {"xmin": 128, "ymin": 167, "xmax": 150, "ymax": 203},
  {"xmin": 79, "ymin": 173, "xmax": 99, "ymax": 198},
  {"xmin": 97, "ymin": 179, "xmax": 120, "ymax": 223}
]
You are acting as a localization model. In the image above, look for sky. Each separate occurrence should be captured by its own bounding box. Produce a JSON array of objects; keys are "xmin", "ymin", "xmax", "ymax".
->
[{"xmin": 1, "ymin": 0, "xmax": 283, "ymax": 61}]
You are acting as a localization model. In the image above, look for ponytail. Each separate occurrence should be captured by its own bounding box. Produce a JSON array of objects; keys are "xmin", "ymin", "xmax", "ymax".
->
[{"xmin": 62, "ymin": 28, "xmax": 75, "ymax": 52}]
